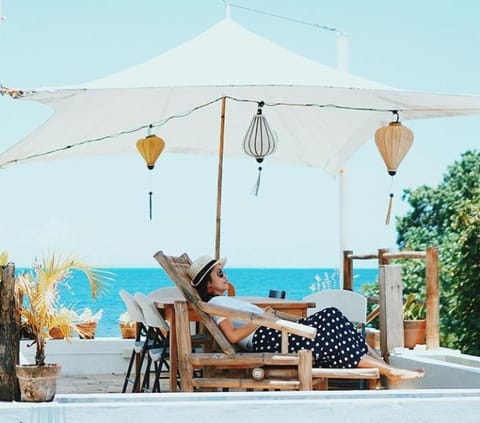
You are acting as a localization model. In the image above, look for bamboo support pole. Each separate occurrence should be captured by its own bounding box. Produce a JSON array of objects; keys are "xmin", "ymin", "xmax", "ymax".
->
[{"xmin": 215, "ymin": 96, "xmax": 226, "ymax": 260}]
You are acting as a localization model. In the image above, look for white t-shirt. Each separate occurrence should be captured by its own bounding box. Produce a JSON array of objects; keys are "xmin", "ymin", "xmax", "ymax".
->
[{"xmin": 208, "ymin": 296, "xmax": 263, "ymax": 351}]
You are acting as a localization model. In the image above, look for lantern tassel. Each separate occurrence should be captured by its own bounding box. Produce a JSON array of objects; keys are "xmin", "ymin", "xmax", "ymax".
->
[
  {"xmin": 251, "ymin": 166, "xmax": 262, "ymax": 196},
  {"xmin": 385, "ymin": 193, "xmax": 394, "ymax": 225},
  {"xmin": 149, "ymin": 191, "xmax": 153, "ymax": 221}
]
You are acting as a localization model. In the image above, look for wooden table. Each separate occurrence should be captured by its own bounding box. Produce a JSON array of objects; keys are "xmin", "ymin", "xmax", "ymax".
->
[{"xmin": 151, "ymin": 292, "xmax": 314, "ymax": 392}]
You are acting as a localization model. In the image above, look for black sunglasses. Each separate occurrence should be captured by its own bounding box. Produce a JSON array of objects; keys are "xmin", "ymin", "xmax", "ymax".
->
[{"xmin": 216, "ymin": 268, "xmax": 226, "ymax": 278}]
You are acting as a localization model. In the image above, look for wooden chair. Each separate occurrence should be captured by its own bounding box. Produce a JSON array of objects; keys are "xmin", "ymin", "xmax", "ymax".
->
[
  {"xmin": 154, "ymin": 250, "xmax": 315, "ymax": 392},
  {"xmin": 303, "ymin": 289, "xmax": 380, "ymax": 390}
]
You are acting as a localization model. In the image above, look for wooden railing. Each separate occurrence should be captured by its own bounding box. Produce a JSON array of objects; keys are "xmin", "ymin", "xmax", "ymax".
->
[{"xmin": 342, "ymin": 247, "xmax": 440, "ymax": 358}]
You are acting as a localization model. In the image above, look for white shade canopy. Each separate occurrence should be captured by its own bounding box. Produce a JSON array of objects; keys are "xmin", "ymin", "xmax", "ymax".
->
[{"xmin": 1, "ymin": 17, "xmax": 480, "ymax": 174}]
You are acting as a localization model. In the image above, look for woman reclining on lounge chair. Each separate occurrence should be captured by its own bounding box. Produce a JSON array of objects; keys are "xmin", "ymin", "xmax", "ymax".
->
[{"xmin": 188, "ymin": 255, "xmax": 424, "ymax": 385}]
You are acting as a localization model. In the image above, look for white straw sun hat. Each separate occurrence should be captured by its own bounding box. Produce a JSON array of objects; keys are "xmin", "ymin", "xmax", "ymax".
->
[{"xmin": 189, "ymin": 255, "xmax": 227, "ymax": 287}]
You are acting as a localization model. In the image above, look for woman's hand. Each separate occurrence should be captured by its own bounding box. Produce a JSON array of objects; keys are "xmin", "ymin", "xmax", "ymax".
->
[{"xmin": 263, "ymin": 306, "xmax": 276, "ymax": 316}]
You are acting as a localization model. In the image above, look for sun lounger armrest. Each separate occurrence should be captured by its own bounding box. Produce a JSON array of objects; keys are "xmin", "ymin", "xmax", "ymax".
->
[{"xmin": 199, "ymin": 302, "xmax": 316, "ymax": 339}]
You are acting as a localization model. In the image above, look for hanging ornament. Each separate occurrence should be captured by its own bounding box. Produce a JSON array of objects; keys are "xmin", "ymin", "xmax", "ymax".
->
[
  {"xmin": 136, "ymin": 125, "xmax": 165, "ymax": 170},
  {"xmin": 136, "ymin": 125, "xmax": 165, "ymax": 220},
  {"xmin": 375, "ymin": 111, "xmax": 414, "ymax": 225},
  {"xmin": 242, "ymin": 101, "xmax": 277, "ymax": 196}
]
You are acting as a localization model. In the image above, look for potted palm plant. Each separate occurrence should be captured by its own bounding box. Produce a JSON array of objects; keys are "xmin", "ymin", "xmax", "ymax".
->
[
  {"xmin": 15, "ymin": 254, "xmax": 107, "ymax": 402},
  {"xmin": 118, "ymin": 311, "xmax": 136, "ymax": 339},
  {"xmin": 403, "ymin": 293, "xmax": 427, "ymax": 349},
  {"xmin": 75, "ymin": 308, "xmax": 103, "ymax": 339}
]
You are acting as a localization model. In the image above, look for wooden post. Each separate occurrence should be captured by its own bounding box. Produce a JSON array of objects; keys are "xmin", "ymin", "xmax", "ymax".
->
[
  {"xmin": 215, "ymin": 96, "xmax": 226, "ymax": 260},
  {"xmin": 343, "ymin": 250, "xmax": 353, "ymax": 290},
  {"xmin": 0, "ymin": 263, "xmax": 19, "ymax": 401},
  {"xmin": 378, "ymin": 248, "xmax": 390, "ymax": 265},
  {"xmin": 425, "ymin": 247, "xmax": 440, "ymax": 349},
  {"xmin": 379, "ymin": 265, "xmax": 404, "ymax": 362},
  {"xmin": 297, "ymin": 349, "xmax": 312, "ymax": 391},
  {"xmin": 174, "ymin": 301, "xmax": 194, "ymax": 392}
]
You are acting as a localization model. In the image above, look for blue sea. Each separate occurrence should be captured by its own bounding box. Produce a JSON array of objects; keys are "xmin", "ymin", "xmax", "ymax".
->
[{"xmin": 50, "ymin": 267, "xmax": 378, "ymax": 337}]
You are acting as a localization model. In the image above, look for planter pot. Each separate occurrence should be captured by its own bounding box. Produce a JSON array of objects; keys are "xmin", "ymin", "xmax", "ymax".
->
[
  {"xmin": 403, "ymin": 319, "xmax": 426, "ymax": 349},
  {"xmin": 365, "ymin": 327, "xmax": 380, "ymax": 351},
  {"xmin": 76, "ymin": 322, "xmax": 97, "ymax": 339},
  {"xmin": 49, "ymin": 327, "xmax": 64, "ymax": 339},
  {"xmin": 16, "ymin": 363, "xmax": 61, "ymax": 402},
  {"xmin": 119, "ymin": 322, "xmax": 136, "ymax": 339}
]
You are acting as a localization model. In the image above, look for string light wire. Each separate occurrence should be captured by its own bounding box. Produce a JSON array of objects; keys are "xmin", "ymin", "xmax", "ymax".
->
[{"xmin": 0, "ymin": 91, "xmax": 422, "ymax": 168}]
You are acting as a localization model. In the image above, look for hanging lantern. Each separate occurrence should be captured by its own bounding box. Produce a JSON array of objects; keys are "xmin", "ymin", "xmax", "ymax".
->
[
  {"xmin": 136, "ymin": 126, "xmax": 165, "ymax": 220},
  {"xmin": 242, "ymin": 101, "xmax": 277, "ymax": 196},
  {"xmin": 136, "ymin": 130, "xmax": 165, "ymax": 170},
  {"xmin": 374, "ymin": 111, "xmax": 414, "ymax": 224}
]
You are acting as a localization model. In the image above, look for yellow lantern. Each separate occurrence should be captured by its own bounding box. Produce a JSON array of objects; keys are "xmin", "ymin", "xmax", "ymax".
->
[
  {"xmin": 374, "ymin": 112, "xmax": 414, "ymax": 224},
  {"xmin": 136, "ymin": 128, "xmax": 165, "ymax": 220},
  {"xmin": 136, "ymin": 134, "xmax": 165, "ymax": 170}
]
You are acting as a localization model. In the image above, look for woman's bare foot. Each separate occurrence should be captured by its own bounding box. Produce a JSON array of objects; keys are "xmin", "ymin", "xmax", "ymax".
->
[{"xmin": 387, "ymin": 368, "xmax": 425, "ymax": 385}]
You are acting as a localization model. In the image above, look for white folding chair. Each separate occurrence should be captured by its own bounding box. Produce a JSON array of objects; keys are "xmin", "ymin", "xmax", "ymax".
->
[
  {"xmin": 119, "ymin": 289, "xmax": 148, "ymax": 393},
  {"xmin": 304, "ymin": 289, "xmax": 367, "ymax": 326},
  {"xmin": 135, "ymin": 292, "xmax": 173, "ymax": 393}
]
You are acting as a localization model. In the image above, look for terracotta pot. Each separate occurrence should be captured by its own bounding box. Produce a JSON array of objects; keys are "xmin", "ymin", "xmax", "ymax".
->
[
  {"xmin": 365, "ymin": 327, "xmax": 380, "ymax": 351},
  {"xmin": 76, "ymin": 321, "xmax": 97, "ymax": 339},
  {"xmin": 403, "ymin": 319, "xmax": 426, "ymax": 349},
  {"xmin": 16, "ymin": 363, "xmax": 61, "ymax": 402},
  {"xmin": 119, "ymin": 322, "xmax": 136, "ymax": 339},
  {"xmin": 48, "ymin": 327, "xmax": 64, "ymax": 339}
]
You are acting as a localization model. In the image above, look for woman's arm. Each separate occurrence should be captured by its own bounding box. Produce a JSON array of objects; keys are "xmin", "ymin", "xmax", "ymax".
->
[{"xmin": 218, "ymin": 318, "xmax": 259, "ymax": 344}]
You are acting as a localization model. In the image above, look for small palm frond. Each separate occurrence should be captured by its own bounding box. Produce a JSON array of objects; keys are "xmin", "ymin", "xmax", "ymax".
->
[
  {"xmin": 0, "ymin": 251, "xmax": 8, "ymax": 265},
  {"xmin": 39, "ymin": 253, "xmax": 111, "ymax": 299}
]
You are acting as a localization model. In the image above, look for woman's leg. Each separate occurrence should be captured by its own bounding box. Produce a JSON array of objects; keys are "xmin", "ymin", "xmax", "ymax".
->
[
  {"xmin": 366, "ymin": 344, "xmax": 385, "ymax": 362},
  {"xmin": 294, "ymin": 307, "xmax": 368, "ymax": 368},
  {"xmin": 357, "ymin": 354, "xmax": 424, "ymax": 384}
]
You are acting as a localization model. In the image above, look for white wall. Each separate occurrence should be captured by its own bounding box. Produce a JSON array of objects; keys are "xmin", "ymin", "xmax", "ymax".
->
[
  {"xmin": 20, "ymin": 338, "xmax": 132, "ymax": 375},
  {"xmin": 1, "ymin": 390, "xmax": 480, "ymax": 423}
]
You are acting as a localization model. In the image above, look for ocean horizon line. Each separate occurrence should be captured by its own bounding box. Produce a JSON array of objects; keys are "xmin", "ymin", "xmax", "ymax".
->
[{"xmin": 92, "ymin": 265, "xmax": 378, "ymax": 270}]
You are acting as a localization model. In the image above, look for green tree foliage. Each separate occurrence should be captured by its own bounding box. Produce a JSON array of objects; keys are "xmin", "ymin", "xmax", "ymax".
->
[{"xmin": 395, "ymin": 150, "xmax": 480, "ymax": 354}]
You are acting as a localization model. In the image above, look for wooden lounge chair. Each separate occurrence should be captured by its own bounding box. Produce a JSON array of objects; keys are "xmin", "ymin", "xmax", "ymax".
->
[{"xmin": 154, "ymin": 250, "xmax": 316, "ymax": 391}]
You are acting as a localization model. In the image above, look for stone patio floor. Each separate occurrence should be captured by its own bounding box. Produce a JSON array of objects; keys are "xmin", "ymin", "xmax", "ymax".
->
[{"xmin": 57, "ymin": 373, "xmax": 171, "ymax": 394}]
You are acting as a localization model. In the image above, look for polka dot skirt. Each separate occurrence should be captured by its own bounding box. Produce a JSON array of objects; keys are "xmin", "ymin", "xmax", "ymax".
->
[{"xmin": 251, "ymin": 307, "xmax": 367, "ymax": 368}]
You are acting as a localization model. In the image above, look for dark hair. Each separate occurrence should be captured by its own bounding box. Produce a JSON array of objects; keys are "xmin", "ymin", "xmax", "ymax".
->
[{"xmin": 193, "ymin": 270, "xmax": 216, "ymax": 302}]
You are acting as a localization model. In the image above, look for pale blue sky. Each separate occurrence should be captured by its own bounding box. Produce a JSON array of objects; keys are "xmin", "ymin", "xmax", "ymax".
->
[{"xmin": 0, "ymin": 1, "xmax": 479, "ymax": 268}]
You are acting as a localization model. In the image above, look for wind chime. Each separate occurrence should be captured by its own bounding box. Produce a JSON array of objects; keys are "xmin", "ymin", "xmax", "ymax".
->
[
  {"xmin": 375, "ymin": 111, "xmax": 414, "ymax": 225},
  {"xmin": 242, "ymin": 101, "xmax": 277, "ymax": 196},
  {"xmin": 136, "ymin": 125, "xmax": 165, "ymax": 220}
]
